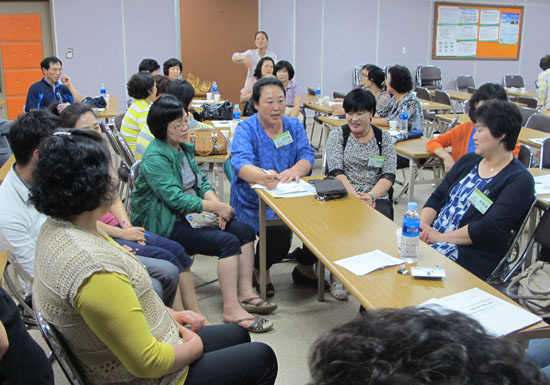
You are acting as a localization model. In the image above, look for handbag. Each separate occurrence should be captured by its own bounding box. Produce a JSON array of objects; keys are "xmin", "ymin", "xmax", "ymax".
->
[
  {"xmin": 200, "ymin": 101, "xmax": 233, "ymax": 121},
  {"xmin": 188, "ymin": 128, "xmax": 227, "ymax": 156},
  {"xmin": 187, "ymin": 73, "xmax": 211, "ymax": 97},
  {"xmin": 185, "ymin": 212, "xmax": 219, "ymax": 229},
  {"xmin": 506, "ymin": 261, "xmax": 550, "ymax": 318},
  {"xmin": 243, "ymin": 98, "xmax": 257, "ymax": 117},
  {"xmin": 309, "ymin": 177, "xmax": 347, "ymax": 201}
]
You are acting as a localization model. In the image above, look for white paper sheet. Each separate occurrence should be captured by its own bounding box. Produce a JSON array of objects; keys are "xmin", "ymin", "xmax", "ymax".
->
[
  {"xmin": 499, "ymin": 12, "xmax": 520, "ymax": 45},
  {"xmin": 459, "ymin": 8, "xmax": 479, "ymax": 25},
  {"xmin": 457, "ymin": 24, "xmax": 478, "ymax": 40},
  {"xmin": 211, "ymin": 120, "xmax": 239, "ymax": 129},
  {"xmin": 535, "ymin": 184, "xmax": 550, "ymax": 196},
  {"xmin": 479, "ymin": 26, "xmax": 499, "ymax": 41},
  {"xmin": 252, "ymin": 179, "xmax": 316, "ymax": 198},
  {"xmin": 438, "ymin": 6, "xmax": 460, "ymax": 25},
  {"xmin": 480, "ymin": 9, "xmax": 500, "ymax": 25},
  {"xmin": 420, "ymin": 287, "xmax": 541, "ymax": 336},
  {"xmin": 534, "ymin": 174, "xmax": 550, "ymax": 184},
  {"xmin": 334, "ymin": 250, "xmax": 403, "ymax": 276}
]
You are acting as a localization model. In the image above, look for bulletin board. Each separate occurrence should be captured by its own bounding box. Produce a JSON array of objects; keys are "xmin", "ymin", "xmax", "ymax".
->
[{"xmin": 432, "ymin": 2, "xmax": 523, "ymax": 60}]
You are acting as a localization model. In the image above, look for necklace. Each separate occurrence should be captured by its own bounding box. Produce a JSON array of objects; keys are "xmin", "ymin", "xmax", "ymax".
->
[{"xmin": 354, "ymin": 125, "xmax": 371, "ymax": 139}]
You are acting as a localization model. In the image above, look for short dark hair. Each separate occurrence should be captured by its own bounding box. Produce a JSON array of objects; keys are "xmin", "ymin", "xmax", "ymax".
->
[
  {"xmin": 343, "ymin": 88, "xmax": 377, "ymax": 115},
  {"xmin": 309, "ymin": 307, "xmax": 545, "ymax": 385},
  {"xmin": 8, "ymin": 110, "xmax": 60, "ymax": 166},
  {"xmin": 367, "ymin": 68, "xmax": 386, "ymax": 89},
  {"xmin": 40, "ymin": 56, "xmax": 61, "ymax": 71},
  {"xmin": 166, "ymin": 79, "xmax": 195, "ymax": 109},
  {"xmin": 388, "ymin": 65, "xmax": 414, "ymax": 94},
  {"xmin": 362, "ymin": 64, "xmax": 381, "ymax": 73},
  {"xmin": 471, "ymin": 100, "xmax": 522, "ymax": 152},
  {"xmin": 540, "ymin": 55, "xmax": 550, "ymax": 71},
  {"xmin": 127, "ymin": 72, "xmax": 155, "ymax": 99},
  {"xmin": 274, "ymin": 60, "xmax": 295, "ymax": 81},
  {"xmin": 153, "ymin": 74, "xmax": 171, "ymax": 97},
  {"xmin": 147, "ymin": 95, "xmax": 185, "ymax": 141},
  {"xmin": 252, "ymin": 77, "xmax": 286, "ymax": 104},
  {"xmin": 253, "ymin": 57, "xmax": 275, "ymax": 80},
  {"xmin": 30, "ymin": 129, "xmax": 116, "ymax": 219},
  {"xmin": 138, "ymin": 58, "xmax": 160, "ymax": 73},
  {"xmin": 255, "ymin": 30, "xmax": 268, "ymax": 40},
  {"xmin": 56, "ymin": 103, "xmax": 95, "ymax": 128},
  {"xmin": 163, "ymin": 58, "xmax": 183, "ymax": 76},
  {"xmin": 468, "ymin": 83, "xmax": 508, "ymax": 121}
]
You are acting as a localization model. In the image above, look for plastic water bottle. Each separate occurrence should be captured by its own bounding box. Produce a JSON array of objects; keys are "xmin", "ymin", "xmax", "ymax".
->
[
  {"xmin": 100, "ymin": 83, "xmax": 106, "ymax": 98},
  {"xmin": 212, "ymin": 81, "xmax": 218, "ymax": 94},
  {"xmin": 315, "ymin": 83, "xmax": 321, "ymax": 97},
  {"xmin": 233, "ymin": 104, "xmax": 241, "ymax": 120},
  {"xmin": 400, "ymin": 202, "xmax": 420, "ymax": 263},
  {"xmin": 399, "ymin": 104, "xmax": 409, "ymax": 135}
]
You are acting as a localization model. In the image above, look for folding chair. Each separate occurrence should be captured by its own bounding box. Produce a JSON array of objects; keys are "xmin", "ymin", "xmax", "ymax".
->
[
  {"xmin": 414, "ymin": 86, "xmax": 431, "ymax": 101},
  {"xmin": 518, "ymin": 96, "xmax": 538, "ymax": 109},
  {"xmin": 455, "ymin": 75, "xmax": 475, "ymax": 92},
  {"xmin": 467, "ymin": 86, "xmax": 477, "ymax": 94},
  {"xmin": 333, "ymin": 91, "xmax": 346, "ymax": 100},
  {"xmin": 541, "ymin": 138, "xmax": 550, "ymax": 169},
  {"xmin": 434, "ymin": 89, "xmax": 452, "ymax": 107},
  {"xmin": 415, "ymin": 66, "xmax": 442, "ymax": 90},
  {"xmin": 518, "ymin": 144, "xmax": 533, "ymax": 168},
  {"xmin": 519, "ymin": 107, "xmax": 539, "ymax": 127},
  {"xmin": 306, "ymin": 87, "xmax": 324, "ymax": 151},
  {"xmin": 103, "ymin": 123, "xmax": 133, "ymax": 210},
  {"xmin": 129, "ymin": 160, "xmax": 140, "ymax": 189},
  {"xmin": 2, "ymin": 262, "xmax": 36, "ymax": 328},
  {"xmin": 503, "ymin": 75, "xmax": 525, "ymax": 88},
  {"xmin": 526, "ymin": 113, "xmax": 550, "ymax": 134}
]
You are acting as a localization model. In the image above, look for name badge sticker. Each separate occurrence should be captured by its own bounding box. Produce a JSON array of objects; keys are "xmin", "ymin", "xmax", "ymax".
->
[
  {"xmin": 468, "ymin": 188, "xmax": 493, "ymax": 214},
  {"xmin": 368, "ymin": 155, "xmax": 385, "ymax": 168},
  {"xmin": 273, "ymin": 131, "xmax": 294, "ymax": 149}
]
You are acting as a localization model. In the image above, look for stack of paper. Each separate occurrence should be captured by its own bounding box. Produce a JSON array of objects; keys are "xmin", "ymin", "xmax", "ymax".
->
[
  {"xmin": 252, "ymin": 179, "xmax": 316, "ymax": 198},
  {"xmin": 420, "ymin": 287, "xmax": 541, "ymax": 336},
  {"xmin": 334, "ymin": 250, "xmax": 403, "ymax": 276},
  {"xmin": 534, "ymin": 174, "xmax": 550, "ymax": 196}
]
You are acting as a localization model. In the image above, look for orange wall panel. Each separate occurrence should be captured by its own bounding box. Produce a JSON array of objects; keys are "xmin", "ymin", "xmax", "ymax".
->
[
  {"xmin": 1, "ymin": 42, "xmax": 43, "ymax": 69},
  {"xmin": 3, "ymin": 69, "xmax": 43, "ymax": 96},
  {"xmin": 0, "ymin": 14, "xmax": 42, "ymax": 41},
  {"xmin": 6, "ymin": 96, "xmax": 26, "ymax": 120}
]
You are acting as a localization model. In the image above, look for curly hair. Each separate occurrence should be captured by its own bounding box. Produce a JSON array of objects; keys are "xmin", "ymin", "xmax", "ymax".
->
[
  {"xmin": 163, "ymin": 58, "xmax": 182, "ymax": 76},
  {"xmin": 388, "ymin": 65, "xmax": 414, "ymax": 94},
  {"xmin": 309, "ymin": 307, "xmax": 545, "ymax": 385},
  {"xmin": 127, "ymin": 72, "xmax": 155, "ymax": 99},
  {"xmin": 468, "ymin": 83, "xmax": 508, "ymax": 121},
  {"xmin": 30, "ymin": 129, "xmax": 117, "ymax": 219},
  {"xmin": 253, "ymin": 57, "xmax": 275, "ymax": 80},
  {"xmin": 147, "ymin": 95, "xmax": 185, "ymax": 141},
  {"xmin": 540, "ymin": 55, "xmax": 550, "ymax": 71},
  {"xmin": 153, "ymin": 74, "xmax": 171, "ymax": 97}
]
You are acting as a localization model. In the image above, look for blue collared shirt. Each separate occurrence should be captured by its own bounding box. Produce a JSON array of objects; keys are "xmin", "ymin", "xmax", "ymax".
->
[{"xmin": 24, "ymin": 77, "xmax": 74, "ymax": 112}]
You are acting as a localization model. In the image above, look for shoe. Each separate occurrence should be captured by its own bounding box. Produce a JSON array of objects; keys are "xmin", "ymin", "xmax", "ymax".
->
[
  {"xmin": 240, "ymin": 297, "xmax": 277, "ymax": 314},
  {"xmin": 252, "ymin": 274, "xmax": 275, "ymax": 297},
  {"xmin": 283, "ymin": 247, "xmax": 301, "ymax": 261},
  {"xmin": 292, "ymin": 266, "xmax": 329, "ymax": 290},
  {"xmin": 224, "ymin": 316, "xmax": 274, "ymax": 333},
  {"xmin": 330, "ymin": 280, "xmax": 349, "ymax": 301}
]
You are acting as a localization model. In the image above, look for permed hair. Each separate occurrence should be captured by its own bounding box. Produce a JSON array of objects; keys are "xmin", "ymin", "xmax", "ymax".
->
[
  {"xmin": 387, "ymin": 65, "xmax": 414, "ymax": 94},
  {"xmin": 127, "ymin": 72, "xmax": 155, "ymax": 100}
]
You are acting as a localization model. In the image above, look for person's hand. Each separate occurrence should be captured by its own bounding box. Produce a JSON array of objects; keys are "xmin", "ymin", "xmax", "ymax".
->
[
  {"xmin": 217, "ymin": 216, "xmax": 227, "ymax": 230},
  {"xmin": 262, "ymin": 171, "xmax": 279, "ymax": 190},
  {"xmin": 215, "ymin": 202, "xmax": 234, "ymax": 221},
  {"xmin": 60, "ymin": 74, "xmax": 72, "ymax": 87},
  {"xmin": 359, "ymin": 192, "xmax": 376, "ymax": 208},
  {"xmin": 122, "ymin": 245, "xmax": 136, "ymax": 254},
  {"xmin": 419, "ymin": 222, "xmax": 442, "ymax": 244},
  {"xmin": 278, "ymin": 168, "xmax": 301, "ymax": 183},
  {"xmin": 443, "ymin": 157, "xmax": 455, "ymax": 173},
  {"xmin": 172, "ymin": 310, "xmax": 206, "ymax": 332},
  {"xmin": 120, "ymin": 227, "xmax": 146, "ymax": 243}
]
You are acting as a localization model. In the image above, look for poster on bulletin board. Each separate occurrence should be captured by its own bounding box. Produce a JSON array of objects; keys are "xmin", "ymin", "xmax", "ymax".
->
[{"xmin": 432, "ymin": 2, "xmax": 523, "ymax": 60}]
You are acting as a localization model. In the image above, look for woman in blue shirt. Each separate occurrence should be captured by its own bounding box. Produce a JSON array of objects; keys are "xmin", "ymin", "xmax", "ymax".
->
[{"xmin": 231, "ymin": 77, "xmax": 321, "ymax": 298}]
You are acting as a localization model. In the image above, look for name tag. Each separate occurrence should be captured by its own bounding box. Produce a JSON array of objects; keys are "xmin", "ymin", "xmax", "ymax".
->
[
  {"xmin": 368, "ymin": 155, "xmax": 385, "ymax": 168},
  {"xmin": 468, "ymin": 188, "xmax": 493, "ymax": 214},
  {"xmin": 273, "ymin": 131, "xmax": 293, "ymax": 149}
]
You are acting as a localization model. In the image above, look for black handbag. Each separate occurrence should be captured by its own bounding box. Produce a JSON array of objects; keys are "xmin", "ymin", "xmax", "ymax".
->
[
  {"xmin": 309, "ymin": 177, "xmax": 348, "ymax": 201},
  {"xmin": 82, "ymin": 96, "xmax": 107, "ymax": 108},
  {"xmin": 243, "ymin": 98, "xmax": 257, "ymax": 117},
  {"xmin": 200, "ymin": 101, "xmax": 233, "ymax": 120}
]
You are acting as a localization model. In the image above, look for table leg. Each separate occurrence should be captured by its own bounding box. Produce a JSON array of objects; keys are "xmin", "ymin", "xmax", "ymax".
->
[
  {"xmin": 217, "ymin": 165, "xmax": 224, "ymax": 202},
  {"xmin": 408, "ymin": 158, "xmax": 416, "ymax": 203},
  {"xmin": 258, "ymin": 198, "xmax": 267, "ymax": 300},
  {"xmin": 317, "ymin": 260, "xmax": 325, "ymax": 302}
]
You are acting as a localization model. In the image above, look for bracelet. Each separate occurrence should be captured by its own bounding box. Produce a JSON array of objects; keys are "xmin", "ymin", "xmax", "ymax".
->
[{"xmin": 368, "ymin": 192, "xmax": 376, "ymax": 201}]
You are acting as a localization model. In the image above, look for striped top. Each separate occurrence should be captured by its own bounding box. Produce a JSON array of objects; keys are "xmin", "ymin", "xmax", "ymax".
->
[
  {"xmin": 537, "ymin": 68, "xmax": 550, "ymax": 111},
  {"xmin": 120, "ymin": 99, "xmax": 151, "ymax": 152}
]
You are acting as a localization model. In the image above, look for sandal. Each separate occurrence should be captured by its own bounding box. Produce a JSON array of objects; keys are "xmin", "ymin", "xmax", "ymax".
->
[
  {"xmin": 224, "ymin": 316, "xmax": 274, "ymax": 333},
  {"xmin": 330, "ymin": 279, "xmax": 348, "ymax": 301},
  {"xmin": 240, "ymin": 297, "xmax": 278, "ymax": 314},
  {"xmin": 253, "ymin": 274, "xmax": 275, "ymax": 298}
]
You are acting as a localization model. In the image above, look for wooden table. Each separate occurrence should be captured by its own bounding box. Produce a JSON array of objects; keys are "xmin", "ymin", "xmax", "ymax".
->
[
  {"xmin": 302, "ymin": 94, "xmax": 333, "ymax": 115},
  {"xmin": 95, "ymin": 95, "xmax": 120, "ymax": 120},
  {"xmin": 435, "ymin": 113, "xmax": 469, "ymax": 124},
  {"xmin": 505, "ymin": 89, "xmax": 537, "ymax": 99},
  {"xmin": 419, "ymin": 99, "xmax": 452, "ymax": 112},
  {"xmin": 195, "ymin": 153, "xmax": 231, "ymax": 201},
  {"xmin": 431, "ymin": 89, "xmax": 471, "ymax": 102}
]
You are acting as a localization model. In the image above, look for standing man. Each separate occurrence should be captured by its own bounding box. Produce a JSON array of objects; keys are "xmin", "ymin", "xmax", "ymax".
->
[{"xmin": 24, "ymin": 56, "xmax": 83, "ymax": 112}]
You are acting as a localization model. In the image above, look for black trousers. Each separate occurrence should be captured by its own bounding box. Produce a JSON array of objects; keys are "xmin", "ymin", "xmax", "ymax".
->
[
  {"xmin": 254, "ymin": 225, "xmax": 317, "ymax": 270},
  {"xmin": 185, "ymin": 324, "xmax": 278, "ymax": 385}
]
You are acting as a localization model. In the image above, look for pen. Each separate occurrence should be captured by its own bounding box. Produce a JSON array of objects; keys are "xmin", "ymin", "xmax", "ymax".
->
[
  {"xmin": 122, "ymin": 220, "xmax": 150, "ymax": 239},
  {"xmin": 261, "ymin": 168, "xmax": 281, "ymax": 181}
]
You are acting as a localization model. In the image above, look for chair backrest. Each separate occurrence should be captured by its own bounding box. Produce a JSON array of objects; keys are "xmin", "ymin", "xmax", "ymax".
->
[
  {"xmin": 103, "ymin": 123, "xmax": 123, "ymax": 157},
  {"xmin": 518, "ymin": 144, "xmax": 533, "ymax": 168},
  {"xmin": 2, "ymin": 264, "xmax": 36, "ymax": 328},
  {"xmin": 333, "ymin": 91, "xmax": 346, "ymax": 99},
  {"xmin": 414, "ymin": 86, "xmax": 431, "ymax": 101},
  {"xmin": 503, "ymin": 75, "xmax": 525, "ymax": 88},
  {"xmin": 307, "ymin": 87, "xmax": 315, "ymax": 96},
  {"xmin": 416, "ymin": 65, "xmax": 442, "ymax": 89},
  {"xmin": 463, "ymin": 100, "xmax": 470, "ymax": 114},
  {"xmin": 34, "ymin": 308, "xmax": 88, "ymax": 385},
  {"xmin": 517, "ymin": 96, "xmax": 538, "ymax": 108},
  {"xmin": 434, "ymin": 89, "xmax": 452, "ymax": 106},
  {"xmin": 441, "ymin": 115, "xmax": 460, "ymax": 134},
  {"xmin": 519, "ymin": 107, "xmax": 539, "ymax": 127},
  {"xmin": 130, "ymin": 160, "xmax": 141, "ymax": 189},
  {"xmin": 467, "ymin": 86, "xmax": 477, "ymax": 94},
  {"xmin": 114, "ymin": 131, "xmax": 136, "ymax": 167},
  {"xmin": 541, "ymin": 138, "xmax": 550, "ymax": 169},
  {"xmin": 114, "ymin": 113, "xmax": 125, "ymax": 132},
  {"xmin": 455, "ymin": 75, "xmax": 475, "ymax": 92},
  {"xmin": 525, "ymin": 113, "xmax": 550, "ymax": 133}
]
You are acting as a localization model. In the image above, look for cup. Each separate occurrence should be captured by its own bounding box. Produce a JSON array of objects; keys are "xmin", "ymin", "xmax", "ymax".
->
[
  {"xmin": 206, "ymin": 92, "xmax": 213, "ymax": 100},
  {"xmin": 389, "ymin": 120, "xmax": 398, "ymax": 131},
  {"xmin": 104, "ymin": 94, "xmax": 110, "ymax": 102},
  {"xmin": 214, "ymin": 94, "xmax": 221, "ymax": 102},
  {"xmin": 520, "ymin": 87, "xmax": 526, "ymax": 93}
]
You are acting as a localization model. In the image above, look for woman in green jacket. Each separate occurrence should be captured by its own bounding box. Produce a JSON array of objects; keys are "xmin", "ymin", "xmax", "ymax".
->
[{"xmin": 131, "ymin": 95, "xmax": 276, "ymax": 333}]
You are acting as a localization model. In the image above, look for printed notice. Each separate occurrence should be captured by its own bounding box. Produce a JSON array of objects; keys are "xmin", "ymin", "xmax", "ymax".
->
[
  {"xmin": 436, "ymin": 25, "xmax": 458, "ymax": 56},
  {"xmin": 438, "ymin": 6, "xmax": 460, "ymax": 25},
  {"xmin": 457, "ymin": 24, "xmax": 478, "ymax": 41},
  {"xmin": 459, "ymin": 7, "xmax": 479, "ymax": 25},
  {"xmin": 480, "ymin": 8, "xmax": 500, "ymax": 25},
  {"xmin": 479, "ymin": 25, "xmax": 499, "ymax": 41},
  {"xmin": 499, "ymin": 12, "xmax": 520, "ymax": 45},
  {"xmin": 457, "ymin": 41, "xmax": 477, "ymax": 57}
]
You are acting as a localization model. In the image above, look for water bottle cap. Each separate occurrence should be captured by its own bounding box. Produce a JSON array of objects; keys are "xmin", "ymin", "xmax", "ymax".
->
[
  {"xmin": 407, "ymin": 202, "xmax": 417, "ymax": 211},
  {"xmin": 235, "ymin": 104, "xmax": 239, "ymax": 108}
]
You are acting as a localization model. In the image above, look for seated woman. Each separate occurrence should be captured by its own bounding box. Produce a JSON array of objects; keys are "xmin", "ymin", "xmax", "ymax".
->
[
  {"xmin": 230, "ymin": 77, "xmax": 328, "ymax": 299},
  {"xmin": 120, "ymin": 72, "xmax": 158, "ymax": 153},
  {"xmin": 274, "ymin": 60, "xmax": 302, "ymax": 119},
  {"xmin": 154, "ymin": 74, "xmax": 172, "ymax": 98},
  {"xmin": 163, "ymin": 58, "xmax": 183, "ymax": 81},
  {"xmin": 31, "ymin": 129, "xmax": 278, "ymax": 385},
  {"xmin": 419, "ymin": 100, "xmax": 534, "ymax": 280},
  {"xmin": 232, "ymin": 31, "xmax": 277, "ymax": 90},
  {"xmin": 57, "ymin": 102, "xmax": 204, "ymax": 317},
  {"xmin": 241, "ymin": 57, "xmax": 275, "ymax": 106},
  {"xmin": 131, "ymin": 95, "xmax": 276, "ymax": 332},
  {"xmin": 326, "ymin": 88, "xmax": 397, "ymax": 220},
  {"xmin": 427, "ymin": 83, "xmax": 520, "ymax": 172}
]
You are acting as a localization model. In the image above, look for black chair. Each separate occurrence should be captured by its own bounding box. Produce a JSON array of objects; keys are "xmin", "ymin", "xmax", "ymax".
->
[
  {"xmin": 467, "ymin": 86, "xmax": 477, "ymax": 94},
  {"xmin": 518, "ymin": 144, "xmax": 533, "ymax": 168},
  {"xmin": 434, "ymin": 89, "xmax": 452, "ymax": 107},
  {"xmin": 415, "ymin": 86, "xmax": 431, "ymax": 101},
  {"xmin": 415, "ymin": 65, "xmax": 442, "ymax": 90},
  {"xmin": 526, "ymin": 113, "xmax": 550, "ymax": 133},
  {"xmin": 517, "ymin": 96, "xmax": 538, "ymax": 108},
  {"xmin": 333, "ymin": 91, "xmax": 346, "ymax": 99},
  {"xmin": 306, "ymin": 87, "xmax": 324, "ymax": 151},
  {"xmin": 455, "ymin": 75, "xmax": 475, "ymax": 92},
  {"xmin": 114, "ymin": 113, "xmax": 125, "ymax": 132},
  {"xmin": 463, "ymin": 100, "xmax": 471, "ymax": 114},
  {"xmin": 541, "ymin": 138, "xmax": 550, "ymax": 169},
  {"xmin": 503, "ymin": 75, "xmax": 525, "ymax": 88},
  {"xmin": 519, "ymin": 107, "xmax": 539, "ymax": 127}
]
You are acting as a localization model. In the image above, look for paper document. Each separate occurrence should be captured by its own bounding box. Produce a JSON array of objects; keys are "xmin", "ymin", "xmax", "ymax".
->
[
  {"xmin": 535, "ymin": 174, "xmax": 550, "ymax": 184},
  {"xmin": 252, "ymin": 179, "xmax": 316, "ymax": 198},
  {"xmin": 211, "ymin": 120, "xmax": 239, "ymax": 129},
  {"xmin": 535, "ymin": 184, "xmax": 550, "ymax": 196},
  {"xmin": 334, "ymin": 249, "xmax": 403, "ymax": 276},
  {"xmin": 420, "ymin": 287, "xmax": 541, "ymax": 336}
]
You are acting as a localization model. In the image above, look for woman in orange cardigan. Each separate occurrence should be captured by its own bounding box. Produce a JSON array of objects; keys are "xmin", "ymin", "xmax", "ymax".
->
[{"xmin": 427, "ymin": 83, "xmax": 519, "ymax": 172}]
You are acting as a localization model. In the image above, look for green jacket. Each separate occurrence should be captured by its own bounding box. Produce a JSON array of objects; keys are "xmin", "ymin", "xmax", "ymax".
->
[{"xmin": 130, "ymin": 139, "xmax": 215, "ymax": 238}]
